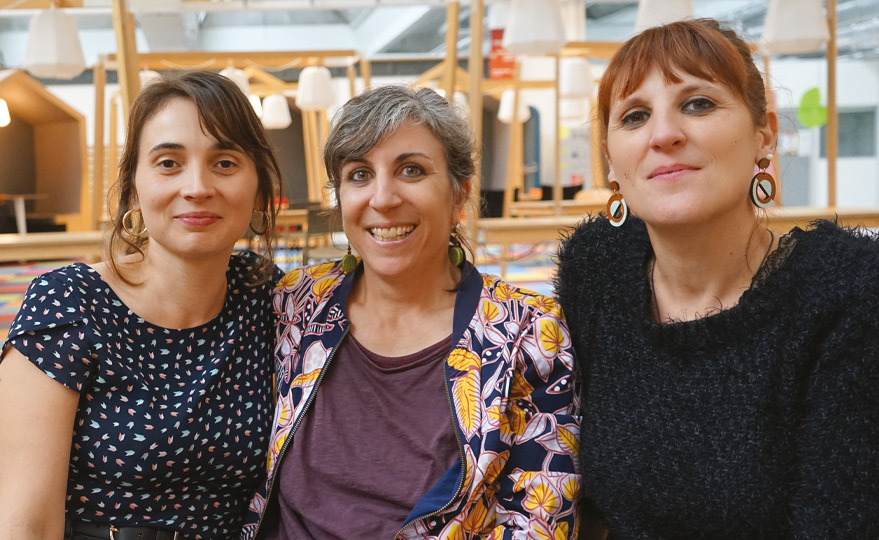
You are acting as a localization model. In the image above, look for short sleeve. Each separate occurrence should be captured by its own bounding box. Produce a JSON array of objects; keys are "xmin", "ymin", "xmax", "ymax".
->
[{"xmin": 3, "ymin": 272, "xmax": 95, "ymax": 392}]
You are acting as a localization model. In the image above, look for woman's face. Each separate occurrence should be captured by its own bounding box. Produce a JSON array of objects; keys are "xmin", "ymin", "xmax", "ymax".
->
[
  {"xmin": 134, "ymin": 97, "xmax": 259, "ymax": 262},
  {"xmin": 604, "ymin": 66, "xmax": 776, "ymax": 228},
  {"xmin": 338, "ymin": 121, "xmax": 467, "ymax": 281}
]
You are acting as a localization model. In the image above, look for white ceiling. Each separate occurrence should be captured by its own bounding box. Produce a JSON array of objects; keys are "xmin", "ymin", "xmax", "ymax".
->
[{"xmin": 0, "ymin": 0, "xmax": 878, "ymax": 76}]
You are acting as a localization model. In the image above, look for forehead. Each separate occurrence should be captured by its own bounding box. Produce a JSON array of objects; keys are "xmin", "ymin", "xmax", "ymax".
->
[
  {"xmin": 360, "ymin": 122, "xmax": 445, "ymax": 161},
  {"xmin": 139, "ymin": 98, "xmax": 209, "ymax": 145}
]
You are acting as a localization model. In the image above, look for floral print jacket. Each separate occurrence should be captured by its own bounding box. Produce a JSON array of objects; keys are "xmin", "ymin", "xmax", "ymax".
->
[{"xmin": 242, "ymin": 261, "xmax": 581, "ymax": 539}]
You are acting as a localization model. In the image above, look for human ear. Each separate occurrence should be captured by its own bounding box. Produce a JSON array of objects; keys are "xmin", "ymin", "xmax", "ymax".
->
[{"xmin": 757, "ymin": 111, "xmax": 779, "ymax": 158}]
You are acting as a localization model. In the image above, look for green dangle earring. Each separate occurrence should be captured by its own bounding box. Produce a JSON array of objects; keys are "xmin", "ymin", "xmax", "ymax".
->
[
  {"xmin": 448, "ymin": 235, "xmax": 465, "ymax": 267},
  {"xmin": 341, "ymin": 244, "xmax": 358, "ymax": 273}
]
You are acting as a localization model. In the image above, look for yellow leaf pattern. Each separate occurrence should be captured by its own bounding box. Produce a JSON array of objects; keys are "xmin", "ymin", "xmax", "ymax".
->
[
  {"xmin": 539, "ymin": 319, "xmax": 564, "ymax": 354},
  {"xmin": 463, "ymin": 499, "xmax": 488, "ymax": 532},
  {"xmin": 523, "ymin": 482, "xmax": 560, "ymax": 517},
  {"xmin": 448, "ymin": 348, "xmax": 480, "ymax": 373},
  {"xmin": 562, "ymin": 477, "xmax": 580, "ymax": 501},
  {"xmin": 312, "ymin": 278, "xmax": 335, "ymax": 299},
  {"xmin": 509, "ymin": 370, "xmax": 534, "ymax": 401},
  {"xmin": 291, "ymin": 369, "xmax": 320, "ymax": 388},
  {"xmin": 453, "ymin": 370, "xmax": 480, "ymax": 439},
  {"xmin": 481, "ymin": 300, "xmax": 501, "ymax": 323},
  {"xmin": 277, "ymin": 270, "xmax": 301, "ymax": 290},
  {"xmin": 554, "ymin": 522, "xmax": 570, "ymax": 540},
  {"xmin": 305, "ymin": 261, "xmax": 336, "ymax": 279}
]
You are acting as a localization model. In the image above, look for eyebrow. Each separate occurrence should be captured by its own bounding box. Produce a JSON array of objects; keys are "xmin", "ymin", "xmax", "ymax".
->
[
  {"xmin": 342, "ymin": 152, "xmax": 433, "ymax": 167},
  {"xmin": 146, "ymin": 141, "xmax": 242, "ymax": 154}
]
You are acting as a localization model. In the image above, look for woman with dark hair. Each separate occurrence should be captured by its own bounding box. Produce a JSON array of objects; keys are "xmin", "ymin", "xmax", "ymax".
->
[
  {"xmin": 555, "ymin": 18, "xmax": 879, "ymax": 539},
  {"xmin": 0, "ymin": 71, "xmax": 284, "ymax": 540},
  {"xmin": 242, "ymin": 84, "xmax": 580, "ymax": 539}
]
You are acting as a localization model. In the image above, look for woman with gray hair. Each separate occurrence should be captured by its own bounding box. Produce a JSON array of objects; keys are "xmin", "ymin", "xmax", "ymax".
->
[{"xmin": 242, "ymin": 85, "xmax": 581, "ymax": 539}]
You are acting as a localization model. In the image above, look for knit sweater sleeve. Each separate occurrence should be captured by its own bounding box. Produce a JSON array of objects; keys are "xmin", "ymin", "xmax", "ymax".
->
[{"xmin": 790, "ymin": 226, "xmax": 879, "ymax": 537}]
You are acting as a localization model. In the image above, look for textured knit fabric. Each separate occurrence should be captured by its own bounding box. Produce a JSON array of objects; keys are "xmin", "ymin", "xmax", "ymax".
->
[
  {"xmin": 3, "ymin": 252, "xmax": 282, "ymax": 540},
  {"xmin": 267, "ymin": 334, "xmax": 458, "ymax": 540},
  {"xmin": 554, "ymin": 217, "xmax": 879, "ymax": 540},
  {"xmin": 243, "ymin": 260, "xmax": 581, "ymax": 540}
]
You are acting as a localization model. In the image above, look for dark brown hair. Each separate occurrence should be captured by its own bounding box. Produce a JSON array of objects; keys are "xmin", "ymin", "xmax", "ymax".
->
[
  {"xmin": 597, "ymin": 18, "xmax": 768, "ymax": 132},
  {"xmin": 109, "ymin": 70, "xmax": 282, "ymax": 284}
]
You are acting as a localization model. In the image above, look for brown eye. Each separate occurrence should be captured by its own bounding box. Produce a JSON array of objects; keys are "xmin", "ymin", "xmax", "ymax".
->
[
  {"xmin": 621, "ymin": 109, "xmax": 649, "ymax": 127},
  {"xmin": 683, "ymin": 97, "xmax": 715, "ymax": 114}
]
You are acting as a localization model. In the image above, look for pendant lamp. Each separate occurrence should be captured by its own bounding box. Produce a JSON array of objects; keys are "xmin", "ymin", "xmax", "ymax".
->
[
  {"xmin": 295, "ymin": 66, "xmax": 335, "ymax": 111},
  {"xmin": 139, "ymin": 70, "xmax": 162, "ymax": 88},
  {"xmin": 23, "ymin": 6, "xmax": 86, "ymax": 79},
  {"xmin": 559, "ymin": 97, "xmax": 590, "ymax": 122},
  {"xmin": 502, "ymin": 0, "xmax": 566, "ymax": 56},
  {"xmin": 262, "ymin": 94, "xmax": 292, "ymax": 130},
  {"xmin": 498, "ymin": 90, "xmax": 531, "ymax": 124},
  {"xmin": 219, "ymin": 66, "xmax": 251, "ymax": 96},
  {"xmin": 248, "ymin": 94, "xmax": 263, "ymax": 117},
  {"xmin": 634, "ymin": 0, "xmax": 693, "ymax": 34},
  {"xmin": 761, "ymin": 0, "xmax": 829, "ymax": 55},
  {"xmin": 559, "ymin": 57, "xmax": 593, "ymax": 99},
  {"xmin": 0, "ymin": 98, "xmax": 10, "ymax": 128}
]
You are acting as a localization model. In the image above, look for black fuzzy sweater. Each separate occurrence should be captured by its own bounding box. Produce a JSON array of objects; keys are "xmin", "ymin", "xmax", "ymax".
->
[{"xmin": 554, "ymin": 217, "xmax": 879, "ymax": 540}]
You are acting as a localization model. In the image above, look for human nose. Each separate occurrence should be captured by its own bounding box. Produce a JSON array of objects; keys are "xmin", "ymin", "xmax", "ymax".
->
[
  {"xmin": 369, "ymin": 172, "xmax": 402, "ymax": 211},
  {"xmin": 180, "ymin": 165, "xmax": 215, "ymax": 199},
  {"xmin": 648, "ymin": 109, "xmax": 686, "ymax": 151}
]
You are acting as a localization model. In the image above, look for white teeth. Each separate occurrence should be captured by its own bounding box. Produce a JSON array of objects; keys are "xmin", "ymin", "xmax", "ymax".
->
[{"xmin": 369, "ymin": 225, "xmax": 415, "ymax": 241}]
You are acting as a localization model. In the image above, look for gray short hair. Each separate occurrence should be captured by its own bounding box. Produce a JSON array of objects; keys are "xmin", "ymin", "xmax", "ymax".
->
[{"xmin": 323, "ymin": 84, "xmax": 476, "ymax": 212}]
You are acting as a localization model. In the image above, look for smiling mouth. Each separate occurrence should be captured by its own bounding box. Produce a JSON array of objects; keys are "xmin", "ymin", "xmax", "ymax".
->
[{"xmin": 368, "ymin": 225, "xmax": 415, "ymax": 241}]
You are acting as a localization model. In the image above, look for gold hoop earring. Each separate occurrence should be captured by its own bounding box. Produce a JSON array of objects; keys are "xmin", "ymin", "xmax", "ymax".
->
[
  {"xmin": 606, "ymin": 180, "xmax": 628, "ymax": 227},
  {"xmin": 750, "ymin": 154, "xmax": 776, "ymax": 208},
  {"xmin": 250, "ymin": 210, "xmax": 269, "ymax": 236},
  {"xmin": 122, "ymin": 209, "xmax": 148, "ymax": 237}
]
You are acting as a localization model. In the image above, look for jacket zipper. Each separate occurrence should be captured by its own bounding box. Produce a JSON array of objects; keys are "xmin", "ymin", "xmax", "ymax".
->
[
  {"xmin": 394, "ymin": 355, "xmax": 467, "ymax": 539},
  {"xmin": 252, "ymin": 327, "xmax": 350, "ymax": 539}
]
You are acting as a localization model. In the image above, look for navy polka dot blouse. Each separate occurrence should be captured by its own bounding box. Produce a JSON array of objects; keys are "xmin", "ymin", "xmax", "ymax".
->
[{"xmin": 3, "ymin": 251, "xmax": 281, "ymax": 539}]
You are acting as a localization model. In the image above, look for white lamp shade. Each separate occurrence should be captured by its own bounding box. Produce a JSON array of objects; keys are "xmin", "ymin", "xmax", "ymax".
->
[
  {"xmin": 295, "ymin": 66, "xmax": 335, "ymax": 111},
  {"xmin": 498, "ymin": 90, "xmax": 531, "ymax": 124},
  {"xmin": 560, "ymin": 0, "xmax": 586, "ymax": 42},
  {"xmin": 560, "ymin": 57, "xmax": 593, "ymax": 98},
  {"xmin": 24, "ymin": 8, "xmax": 86, "ymax": 79},
  {"xmin": 219, "ymin": 66, "xmax": 251, "ymax": 96},
  {"xmin": 488, "ymin": 1, "xmax": 511, "ymax": 30},
  {"xmin": 0, "ymin": 98, "xmax": 10, "ymax": 128},
  {"xmin": 248, "ymin": 94, "xmax": 263, "ymax": 117},
  {"xmin": 139, "ymin": 70, "xmax": 162, "ymax": 88},
  {"xmin": 560, "ymin": 97, "xmax": 590, "ymax": 121},
  {"xmin": 262, "ymin": 94, "xmax": 293, "ymax": 130},
  {"xmin": 502, "ymin": 0, "xmax": 566, "ymax": 56},
  {"xmin": 634, "ymin": 0, "xmax": 693, "ymax": 34},
  {"xmin": 761, "ymin": 0, "xmax": 829, "ymax": 55}
]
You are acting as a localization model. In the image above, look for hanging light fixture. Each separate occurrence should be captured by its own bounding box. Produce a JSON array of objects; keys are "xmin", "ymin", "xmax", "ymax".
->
[
  {"xmin": 0, "ymin": 98, "xmax": 10, "ymax": 128},
  {"xmin": 761, "ymin": 0, "xmax": 829, "ymax": 55},
  {"xmin": 497, "ymin": 90, "xmax": 531, "ymax": 124},
  {"xmin": 248, "ymin": 94, "xmax": 263, "ymax": 117},
  {"xmin": 559, "ymin": 97, "xmax": 590, "ymax": 121},
  {"xmin": 139, "ymin": 70, "xmax": 162, "ymax": 88},
  {"xmin": 23, "ymin": 5, "xmax": 86, "ymax": 79},
  {"xmin": 262, "ymin": 94, "xmax": 292, "ymax": 130},
  {"xmin": 559, "ymin": 57, "xmax": 593, "ymax": 98},
  {"xmin": 219, "ymin": 66, "xmax": 251, "ymax": 96},
  {"xmin": 295, "ymin": 66, "xmax": 335, "ymax": 111},
  {"xmin": 634, "ymin": 0, "xmax": 693, "ymax": 34},
  {"xmin": 502, "ymin": 0, "xmax": 566, "ymax": 56}
]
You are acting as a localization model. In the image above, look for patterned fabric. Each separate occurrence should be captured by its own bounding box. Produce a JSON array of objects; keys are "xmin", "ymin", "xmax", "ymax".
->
[
  {"xmin": 243, "ymin": 261, "xmax": 581, "ymax": 539},
  {"xmin": 3, "ymin": 252, "xmax": 281, "ymax": 540}
]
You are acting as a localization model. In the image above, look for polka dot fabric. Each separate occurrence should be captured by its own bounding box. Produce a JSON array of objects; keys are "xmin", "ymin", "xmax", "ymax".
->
[{"xmin": 3, "ymin": 252, "xmax": 281, "ymax": 540}]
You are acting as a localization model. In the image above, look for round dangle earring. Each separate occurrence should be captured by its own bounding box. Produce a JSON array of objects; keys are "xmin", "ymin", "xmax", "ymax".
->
[
  {"xmin": 606, "ymin": 180, "xmax": 628, "ymax": 227},
  {"xmin": 750, "ymin": 154, "xmax": 777, "ymax": 208},
  {"xmin": 341, "ymin": 244, "xmax": 358, "ymax": 273},
  {"xmin": 448, "ymin": 235, "xmax": 465, "ymax": 267}
]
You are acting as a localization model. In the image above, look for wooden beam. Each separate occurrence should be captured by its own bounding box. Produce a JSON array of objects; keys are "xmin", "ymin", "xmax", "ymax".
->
[
  {"xmin": 91, "ymin": 60, "xmax": 106, "ymax": 230},
  {"xmin": 466, "ymin": 0, "xmax": 484, "ymax": 241},
  {"xmin": 0, "ymin": 0, "xmax": 84, "ymax": 7},
  {"xmin": 441, "ymin": 2, "xmax": 460, "ymax": 98},
  {"xmin": 826, "ymin": 0, "xmax": 838, "ymax": 207},
  {"xmin": 111, "ymin": 0, "xmax": 139, "ymax": 117}
]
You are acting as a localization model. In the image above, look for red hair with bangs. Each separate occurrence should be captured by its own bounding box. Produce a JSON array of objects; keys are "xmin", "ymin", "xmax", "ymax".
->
[{"xmin": 597, "ymin": 18, "xmax": 768, "ymax": 132}]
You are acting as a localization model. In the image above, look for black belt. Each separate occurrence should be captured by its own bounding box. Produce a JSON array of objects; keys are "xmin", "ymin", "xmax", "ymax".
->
[{"xmin": 69, "ymin": 519, "xmax": 183, "ymax": 540}]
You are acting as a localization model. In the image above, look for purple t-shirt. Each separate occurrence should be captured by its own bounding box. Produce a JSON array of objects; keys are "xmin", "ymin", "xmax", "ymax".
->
[{"xmin": 267, "ymin": 333, "xmax": 460, "ymax": 540}]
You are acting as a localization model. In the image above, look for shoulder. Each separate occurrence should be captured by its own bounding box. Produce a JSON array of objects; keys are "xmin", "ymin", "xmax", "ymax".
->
[
  {"xmin": 479, "ymin": 273, "xmax": 564, "ymax": 320},
  {"xmin": 557, "ymin": 216, "xmax": 648, "ymax": 268},
  {"xmin": 791, "ymin": 221, "xmax": 879, "ymax": 296},
  {"xmin": 275, "ymin": 260, "xmax": 348, "ymax": 296},
  {"xmin": 23, "ymin": 262, "xmax": 95, "ymax": 299}
]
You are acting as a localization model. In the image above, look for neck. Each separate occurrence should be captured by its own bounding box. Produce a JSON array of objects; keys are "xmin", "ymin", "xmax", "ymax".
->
[
  {"xmin": 352, "ymin": 259, "xmax": 461, "ymax": 316},
  {"xmin": 646, "ymin": 209, "xmax": 774, "ymax": 322},
  {"xmin": 114, "ymin": 244, "xmax": 231, "ymax": 328}
]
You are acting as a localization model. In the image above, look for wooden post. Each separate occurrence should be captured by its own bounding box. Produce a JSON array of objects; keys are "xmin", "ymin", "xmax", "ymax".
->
[
  {"xmin": 111, "ymin": 0, "xmax": 140, "ymax": 118},
  {"xmin": 467, "ymin": 0, "xmax": 484, "ymax": 242},
  {"xmin": 552, "ymin": 54, "xmax": 562, "ymax": 215},
  {"xmin": 92, "ymin": 59, "xmax": 106, "ymax": 230},
  {"xmin": 826, "ymin": 0, "xmax": 838, "ymax": 207},
  {"xmin": 442, "ymin": 2, "xmax": 460, "ymax": 97},
  {"xmin": 107, "ymin": 93, "xmax": 120, "ymax": 220}
]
